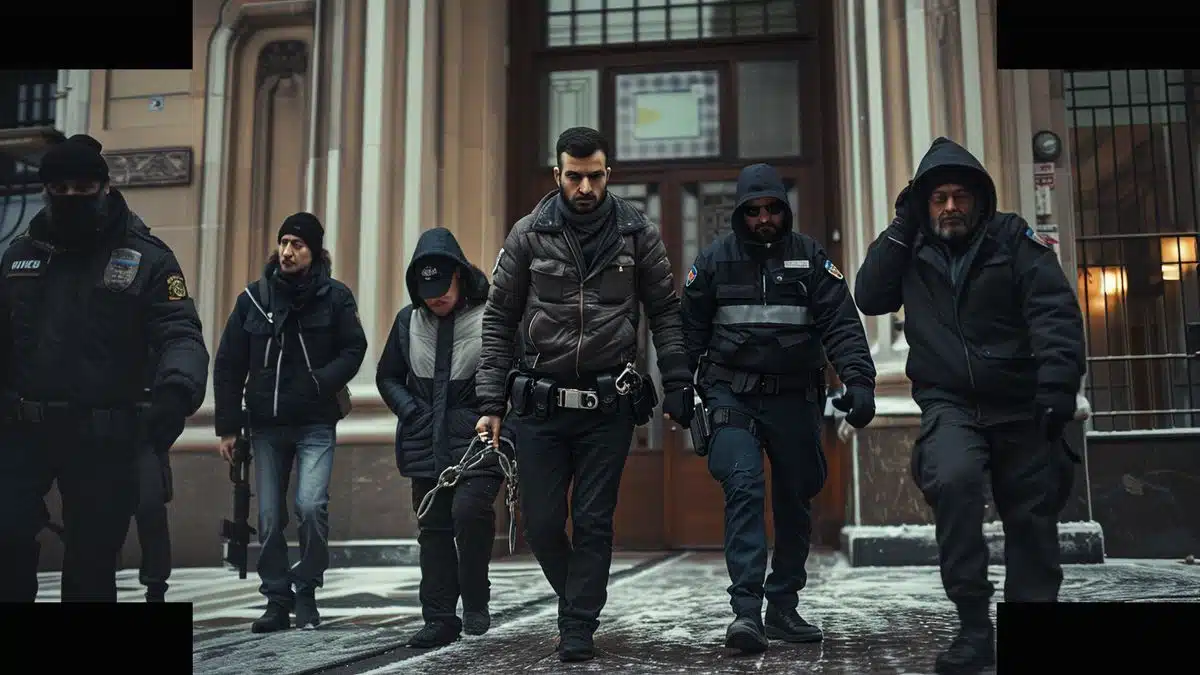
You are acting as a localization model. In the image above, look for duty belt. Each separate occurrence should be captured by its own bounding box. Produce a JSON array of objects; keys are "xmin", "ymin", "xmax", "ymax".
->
[
  {"xmin": 2, "ymin": 398, "xmax": 145, "ymax": 435},
  {"xmin": 557, "ymin": 387, "xmax": 600, "ymax": 410},
  {"xmin": 703, "ymin": 362, "xmax": 822, "ymax": 395},
  {"xmin": 508, "ymin": 363, "xmax": 646, "ymax": 418}
]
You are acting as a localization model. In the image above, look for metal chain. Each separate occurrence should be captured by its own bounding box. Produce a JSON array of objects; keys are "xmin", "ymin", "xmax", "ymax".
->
[{"xmin": 415, "ymin": 436, "xmax": 521, "ymax": 554}]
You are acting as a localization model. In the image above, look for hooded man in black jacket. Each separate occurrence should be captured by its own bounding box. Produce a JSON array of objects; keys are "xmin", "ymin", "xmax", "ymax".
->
[
  {"xmin": 213, "ymin": 212, "xmax": 368, "ymax": 633},
  {"xmin": 377, "ymin": 227, "xmax": 513, "ymax": 648},
  {"xmin": 854, "ymin": 137, "xmax": 1086, "ymax": 674},
  {"xmin": 0, "ymin": 134, "xmax": 209, "ymax": 602},
  {"xmin": 681, "ymin": 162, "xmax": 876, "ymax": 653}
]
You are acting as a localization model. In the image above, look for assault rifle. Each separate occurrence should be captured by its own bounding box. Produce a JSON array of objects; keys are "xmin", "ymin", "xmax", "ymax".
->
[{"xmin": 219, "ymin": 432, "xmax": 256, "ymax": 579}]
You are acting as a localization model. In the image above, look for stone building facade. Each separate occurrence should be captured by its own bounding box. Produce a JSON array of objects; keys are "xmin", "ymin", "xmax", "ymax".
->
[{"xmin": 1, "ymin": 0, "xmax": 1194, "ymax": 569}]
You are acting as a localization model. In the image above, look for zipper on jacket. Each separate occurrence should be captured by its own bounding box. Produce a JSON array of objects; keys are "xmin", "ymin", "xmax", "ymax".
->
[
  {"xmin": 952, "ymin": 297, "xmax": 980, "ymax": 419},
  {"xmin": 297, "ymin": 330, "xmax": 321, "ymax": 393},
  {"xmin": 273, "ymin": 333, "xmax": 284, "ymax": 417},
  {"xmin": 244, "ymin": 287, "xmax": 286, "ymax": 417},
  {"xmin": 575, "ymin": 278, "xmax": 584, "ymax": 378},
  {"xmin": 761, "ymin": 267, "xmax": 767, "ymax": 305}
]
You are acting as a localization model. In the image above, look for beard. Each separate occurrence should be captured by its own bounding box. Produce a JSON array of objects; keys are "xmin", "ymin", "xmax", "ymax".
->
[
  {"xmin": 561, "ymin": 186, "xmax": 599, "ymax": 213},
  {"xmin": 933, "ymin": 213, "xmax": 972, "ymax": 241},
  {"xmin": 751, "ymin": 223, "xmax": 779, "ymax": 241}
]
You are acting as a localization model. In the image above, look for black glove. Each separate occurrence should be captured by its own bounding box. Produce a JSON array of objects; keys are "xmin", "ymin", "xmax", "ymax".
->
[
  {"xmin": 831, "ymin": 385, "xmax": 876, "ymax": 429},
  {"xmin": 662, "ymin": 384, "xmax": 694, "ymax": 429},
  {"xmin": 146, "ymin": 385, "xmax": 192, "ymax": 453},
  {"xmin": 1036, "ymin": 390, "xmax": 1076, "ymax": 442},
  {"xmin": 891, "ymin": 181, "xmax": 919, "ymax": 243}
]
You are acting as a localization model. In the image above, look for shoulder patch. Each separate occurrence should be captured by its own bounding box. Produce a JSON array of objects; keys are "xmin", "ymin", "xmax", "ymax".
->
[
  {"xmin": 166, "ymin": 273, "xmax": 188, "ymax": 301},
  {"xmin": 685, "ymin": 264, "xmax": 698, "ymax": 287},
  {"xmin": 1024, "ymin": 226, "xmax": 1055, "ymax": 249},
  {"xmin": 824, "ymin": 259, "xmax": 844, "ymax": 280}
]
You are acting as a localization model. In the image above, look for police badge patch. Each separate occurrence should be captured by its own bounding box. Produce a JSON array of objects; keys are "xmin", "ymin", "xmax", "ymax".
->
[
  {"xmin": 685, "ymin": 264, "xmax": 698, "ymax": 287},
  {"xmin": 103, "ymin": 248, "xmax": 142, "ymax": 292},
  {"xmin": 166, "ymin": 274, "xmax": 188, "ymax": 301},
  {"xmin": 1025, "ymin": 226, "xmax": 1054, "ymax": 249},
  {"xmin": 824, "ymin": 259, "xmax": 844, "ymax": 280}
]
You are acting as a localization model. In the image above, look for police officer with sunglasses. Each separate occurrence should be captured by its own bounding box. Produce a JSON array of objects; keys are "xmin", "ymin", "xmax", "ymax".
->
[{"xmin": 680, "ymin": 163, "xmax": 876, "ymax": 653}]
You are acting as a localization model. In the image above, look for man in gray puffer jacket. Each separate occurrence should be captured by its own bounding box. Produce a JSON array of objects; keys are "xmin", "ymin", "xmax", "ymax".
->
[{"xmin": 377, "ymin": 226, "xmax": 513, "ymax": 648}]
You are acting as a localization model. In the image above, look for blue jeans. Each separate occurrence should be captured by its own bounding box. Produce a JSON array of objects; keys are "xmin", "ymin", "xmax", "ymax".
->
[{"xmin": 252, "ymin": 423, "xmax": 336, "ymax": 607}]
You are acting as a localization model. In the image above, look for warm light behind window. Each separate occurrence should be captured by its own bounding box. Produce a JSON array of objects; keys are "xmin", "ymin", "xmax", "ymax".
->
[
  {"xmin": 1161, "ymin": 236, "xmax": 1197, "ymax": 281},
  {"xmin": 1100, "ymin": 268, "xmax": 1126, "ymax": 296}
]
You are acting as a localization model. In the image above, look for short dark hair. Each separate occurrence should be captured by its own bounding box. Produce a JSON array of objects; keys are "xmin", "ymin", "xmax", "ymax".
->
[{"xmin": 555, "ymin": 127, "xmax": 610, "ymax": 166}]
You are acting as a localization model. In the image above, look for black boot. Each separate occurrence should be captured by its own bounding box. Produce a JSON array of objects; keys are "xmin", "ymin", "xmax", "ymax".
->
[
  {"xmin": 725, "ymin": 615, "xmax": 769, "ymax": 654},
  {"xmin": 935, "ymin": 601, "xmax": 995, "ymax": 674},
  {"xmin": 463, "ymin": 608, "xmax": 490, "ymax": 636},
  {"xmin": 144, "ymin": 582, "xmax": 167, "ymax": 603},
  {"xmin": 407, "ymin": 621, "xmax": 461, "ymax": 648},
  {"xmin": 764, "ymin": 605, "xmax": 823, "ymax": 643},
  {"xmin": 251, "ymin": 602, "xmax": 291, "ymax": 634},
  {"xmin": 557, "ymin": 621, "xmax": 595, "ymax": 662},
  {"xmin": 295, "ymin": 590, "xmax": 321, "ymax": 630}
]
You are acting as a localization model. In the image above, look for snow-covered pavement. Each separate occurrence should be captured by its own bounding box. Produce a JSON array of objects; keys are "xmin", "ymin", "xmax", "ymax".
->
[{"xmin": 36, "ymin": 551, "xmax": 1200, "ymax": 674}]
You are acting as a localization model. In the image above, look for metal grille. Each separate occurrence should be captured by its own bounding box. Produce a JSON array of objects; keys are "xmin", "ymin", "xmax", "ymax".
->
[
  {"xmin": 544, "ymin": 0, "xmax": 802, "ymax": 48},
  {"xmin": 1066, "ymin": 69, "xmax": 1200, "ymax": 432}
]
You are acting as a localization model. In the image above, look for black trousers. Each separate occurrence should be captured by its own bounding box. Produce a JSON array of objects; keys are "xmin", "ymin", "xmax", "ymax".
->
[
  {"xmin": 704, "ymin": 383, "xmax": 827, "ymax": 618},
  {"xmin": 0, "ymin": 422, "xmax": 139, "ymax": 602},
  {"xmin": 132, "ymin": 501, "xmax": 171, "ymax": 596},
  {"xmin": 911, "ymin": 402, "xmax": 1075, "ymax": 604},
  {"xmin": 515, "ymin": 404, "xmax": 635, "ymax": 632},
  {"xmin": 410, "ymin": 474, "xmax": 503, "ymax": 627}
]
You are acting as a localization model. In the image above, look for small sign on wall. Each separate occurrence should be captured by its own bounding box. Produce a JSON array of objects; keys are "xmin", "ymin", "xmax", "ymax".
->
[{"xmin": 148, "ymin": 96, "xmax": 165, "ymax": 112}]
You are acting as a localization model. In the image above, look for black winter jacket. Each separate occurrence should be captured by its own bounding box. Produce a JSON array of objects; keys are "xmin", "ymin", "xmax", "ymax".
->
[
  {"xmin": 854, "ymin": 137, "xmax": 1086, "ymax": 412},
  {"xmin": 212, "ymin": 255, "xmax": 368, "ymax": 436},
  {"xmin": 477, "ymin": 191, "xmax": 690, "ymax": 416},
  {"xmin": 377, "ymin": 227, "xmax": 508, "ymax": 480},
  {"xmin": 682, "ymin": 164, "xmax": 875, "ymax": 388},
  {"xmin": 0, "ymin": 189, "xmax": 209, "ymax": 413}
]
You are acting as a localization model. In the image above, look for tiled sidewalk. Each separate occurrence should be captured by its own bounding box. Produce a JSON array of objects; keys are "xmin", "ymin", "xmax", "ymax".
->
[{"xmin": 35, "ymin": 551, "xmax": 1200, "ymax": 675}]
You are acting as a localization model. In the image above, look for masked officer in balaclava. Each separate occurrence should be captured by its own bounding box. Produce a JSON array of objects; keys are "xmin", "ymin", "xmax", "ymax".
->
[{"xmin": 0, "ymin": 134, "xmax": 209, "ymax": 602}]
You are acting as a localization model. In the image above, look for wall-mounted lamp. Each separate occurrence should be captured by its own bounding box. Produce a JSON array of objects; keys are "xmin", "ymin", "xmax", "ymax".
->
[{"xmin": 1032, "ymin": 130, "xmax": 1062, "ymax": 163}]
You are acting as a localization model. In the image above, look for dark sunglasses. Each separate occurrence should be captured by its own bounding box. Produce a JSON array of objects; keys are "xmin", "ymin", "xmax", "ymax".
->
[{"xmin": 745, "ymin": 202, "xmax": 785, "ymax": 217}]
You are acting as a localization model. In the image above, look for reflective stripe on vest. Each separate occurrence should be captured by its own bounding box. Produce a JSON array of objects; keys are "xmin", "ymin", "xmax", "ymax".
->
[{"xmin": 714, "ymin": 304, "xmax": 812, "ymax": 326}]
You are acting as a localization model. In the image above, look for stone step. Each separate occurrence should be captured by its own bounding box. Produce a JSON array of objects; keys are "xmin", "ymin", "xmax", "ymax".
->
[{"xmin": 840, "ymin": 520, "xmax": 1106, "ymax": 566}]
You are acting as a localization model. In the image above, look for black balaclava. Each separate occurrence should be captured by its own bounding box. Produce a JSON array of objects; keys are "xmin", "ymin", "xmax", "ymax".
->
[{"xmin": 38, "ymin": 134, "xmax": 112, "ymax": 244}]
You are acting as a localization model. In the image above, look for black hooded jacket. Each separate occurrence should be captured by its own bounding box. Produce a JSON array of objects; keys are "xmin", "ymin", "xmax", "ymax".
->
[
  {"xmin": 854, "ymin": 137, "xmax": 1086, "ymax": 411},
  {"xmin": 212, "ymin": 252, "xmax": 367, "ymax": 436},
  {"xmin": 0, "ymin": 189, "xmax": 209, "ymax": 415},
  {"xmin": 376, "ymin": 227, "xmax": 506, "ymax": 480},
  {"xmin": 681, "ymin": 164, "xmax": 875, "ymax": 388}
]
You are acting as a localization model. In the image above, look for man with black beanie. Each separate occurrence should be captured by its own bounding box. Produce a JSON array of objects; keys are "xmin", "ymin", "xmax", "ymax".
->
[
  {"xmin": 0, "ymin": 133, "xmax": 210, "ymax": 602},
  {"xmin": 854, "ymin": 137, "xmax": 1086, "ymax": 674},
  {"xmin": 213, "ymin": 211, "xmax": 367, "ymax": 632}
]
